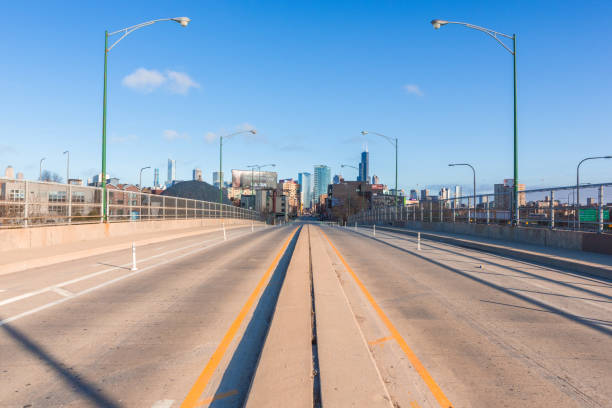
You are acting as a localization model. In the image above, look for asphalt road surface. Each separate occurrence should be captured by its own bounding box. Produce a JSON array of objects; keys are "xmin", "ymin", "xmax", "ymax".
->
[{"xmin": 1, "ymin": 222, "xmax": 610, "ymax": 407}]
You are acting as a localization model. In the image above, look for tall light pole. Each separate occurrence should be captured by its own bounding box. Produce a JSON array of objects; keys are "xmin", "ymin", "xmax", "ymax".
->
[
  {"xmin": 218, "ymin": 129, "xmax": 257, "ymax": 205},
  {"xmin": 449, "ymin": 163, "xmax": 476, "ymax": 222},
  {"xmin": 139, "ymin": 166, "xmax": 151, "ymax": 191},
  {"xmin": 39, "ymin": 157, "xmax": 45, "ymax": 181},
  {"xmin": 576, "ymin": 156, "xmax": 611, "ymax": 229},
  {"xmin": 101, "ymin": 17, "xmax": 190, "ymax": 222},
  {"xmin": 361, "ymin": 130, "xmax": 398, "ymax": 210},
  {"xmin": 431, "ymin": 19, "xmax": 518, "ymax": 225},
  {"xmin": 63, "ymin": 151, "xmax": 70, "ymax": 183}
]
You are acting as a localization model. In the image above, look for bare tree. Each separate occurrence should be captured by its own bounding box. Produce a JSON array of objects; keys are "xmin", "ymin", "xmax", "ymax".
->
[{"xmin": 41, "ymin": 170, "xmax": 63, "ymax": 183}]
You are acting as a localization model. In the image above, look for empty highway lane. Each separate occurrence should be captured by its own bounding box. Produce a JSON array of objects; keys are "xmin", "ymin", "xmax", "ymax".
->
[{"xmin": 1, "ymin": 222, "xmax": 610, "ymax": 407}]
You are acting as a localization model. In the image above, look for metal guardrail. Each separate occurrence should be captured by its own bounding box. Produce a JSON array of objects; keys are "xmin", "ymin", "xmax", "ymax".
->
[
  {"xmin": 349, "ymin": 182, "xmax": 612, "ymax": 234},
  {"xmin": 0, "ymin": 179, "xmax": 261, "ymax": 228}
]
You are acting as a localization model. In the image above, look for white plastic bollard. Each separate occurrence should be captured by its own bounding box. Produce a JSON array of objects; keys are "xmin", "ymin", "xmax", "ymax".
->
[
  {"xmin": 354, "ymin": 222, "xmax": 357, "ymax": 230},
  {"xmin": 223, "ymin": 223, "xmax": 227, "ymax": 241},
  {"xmin": 131, "ymin": 242, "xmax": 138, "ymax": 271},
  {"xmin": 251, "ymin": 220, "xmax": 254, "ymax": 232},
  {"xmin": 417, "ymin": 232, "xmax": 421, "ymax": 251},
  {"xmin": 373, "ymin": 224, "xmax": 376, "ymax": 236}
]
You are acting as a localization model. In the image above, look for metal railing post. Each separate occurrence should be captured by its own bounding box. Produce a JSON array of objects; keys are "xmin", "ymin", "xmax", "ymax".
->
[
  {"xmin": 420, "ymin": 203, "xmax": 424, "ymax": 222},
  {"xmin": 429, "ymin": 201, "xmax": 432, "ymax": 223},
  {"xmin": 550, "ymin": 190, "xmax": 555, "ymax": 230},
  {"xmin": 440, "ymin": 200, "xmax": 443, "ymax": 222},
  {"xmin": 598, "ymin": 185, "xmax": 604, "ymax": 233},
  {"xmin": 24, "ymin": 180, "xmax": 29, "ymax": 227},
  {"xmin": 486, "ymin": 200, "xmax": 490, "ymax": 224},
  {"xmin": 452, "ymin": 202, "xmax": 456, "ymax": 223},
  {"xmin": 162, "ymin": 196, "xmax": 166, "ymax": 220},
  {"xmin": 467, "ymin": 197, "xmax": 471, "ymax": 223},
  {"xmin": 100, "ymin": 187, "xmax": 104, "ymax": 223},
  {"xmin": 68, "ymin": 184, "xmax": 72, "ymax": 224}
]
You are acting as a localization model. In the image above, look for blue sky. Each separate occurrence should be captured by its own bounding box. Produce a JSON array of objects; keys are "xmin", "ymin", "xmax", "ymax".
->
[{"xmin": 1, "ymin": 1, "xmax": 611, "ymax": 194}]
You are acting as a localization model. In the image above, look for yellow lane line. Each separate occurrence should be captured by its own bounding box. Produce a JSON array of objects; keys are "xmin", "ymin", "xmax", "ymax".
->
[
  {"xmin": 410, "ymin": 401, "xmax": 422, "ymax": 408},
  {"xmin": 368, "ymin": 335, "xmax": 393, "ymax": 346},
  {"xmin": 321, "ymin": 229, "xmax": 454, "ymax": 408},
  {"xmin": 180, "ymin": 228, "xmax": 299, "ymax": 408},
  {"xmin": 196, "ymin": 389, "xmax": 238, "ymax": 406}
]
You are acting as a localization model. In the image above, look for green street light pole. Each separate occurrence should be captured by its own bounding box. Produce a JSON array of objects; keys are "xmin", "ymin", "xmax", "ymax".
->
[
  {"xmin": 361, "ymin": 131, "xmax": 399, "ymax": 212},
  {"xmin": 431, "ymin": 19, "xmax": 518, "ymax": 225},
  {"xmin": 101, "ymin": 17, "xmax": 190, "ymax": 222},
  {"xmin": 218, "ymin": 129, "xmax": 257, "ymax": 205}
]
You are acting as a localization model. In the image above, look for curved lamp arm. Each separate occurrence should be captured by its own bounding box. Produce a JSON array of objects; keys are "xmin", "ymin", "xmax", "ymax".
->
[
  {"xmin": 108, "ymin": 17, "xmax": 190, "ymax": 52},
  {"xmin": 341, "ymin": 164, "xmax": 358, "ymax": 170},
  {"xmin": 431, "ymin": 19, "xmax": 514, "ymax": 55},
  {"xmin": 221, "ymin": 129, "xmax": 257, "ymax": 142},
  {"xmin": 360, "ymin": 130, "xmax": 397, "ymax": 147}
]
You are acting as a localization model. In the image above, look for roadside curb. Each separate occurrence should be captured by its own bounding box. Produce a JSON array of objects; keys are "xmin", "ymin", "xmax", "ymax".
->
[{"xmin": 373, "ymin": 225, "xmax": 612, "ymax": 281}]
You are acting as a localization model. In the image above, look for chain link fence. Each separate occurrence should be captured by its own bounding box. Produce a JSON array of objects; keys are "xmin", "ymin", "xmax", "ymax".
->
[
  {"xmin": 0, "ymin": 179, "xmax": 261, "ymax": 228},
  {"xmin": 349, "ymin": 183, "xmax": 612, "ymax": 234}
]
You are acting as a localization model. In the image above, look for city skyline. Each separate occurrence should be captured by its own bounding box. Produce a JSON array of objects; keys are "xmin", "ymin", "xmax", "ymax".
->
[{"xmin": 1, "ymin": 2, "xmax": 611, "ymax": 191}]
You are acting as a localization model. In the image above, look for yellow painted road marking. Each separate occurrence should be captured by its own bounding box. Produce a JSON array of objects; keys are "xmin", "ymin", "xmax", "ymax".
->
[
  {"xmin": 410, "ymin": 401, "xmax": 422, "ymax": 408},
  {"xmin": 321, "ymin": 229, "xmax": 454, "ymax": 408},
  {"xmin": 368, "ymin": 335, "xmax": 393, "ymax": 346},
  {"xmin": 180, "ymin": 228, "xmax": 299, "ymax": 408},
  {"xmin": 197, "ymin": 389, "xmax": 238, "ymax": 406}
]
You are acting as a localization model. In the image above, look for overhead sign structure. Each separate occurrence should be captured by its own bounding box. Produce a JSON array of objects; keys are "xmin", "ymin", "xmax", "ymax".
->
[{"xmin": 579, "ymin": 208, "xmax": 610, "ymax": 222}]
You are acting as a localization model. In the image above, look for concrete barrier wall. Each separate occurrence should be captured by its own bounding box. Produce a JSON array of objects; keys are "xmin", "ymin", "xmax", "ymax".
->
[
  {"xmin": 394, "ymin": 221, "xmax": 610, "ymax": 254},
  {"xmin": 0, "ymin": 218, "xmax": 261, "ymax": 252}
]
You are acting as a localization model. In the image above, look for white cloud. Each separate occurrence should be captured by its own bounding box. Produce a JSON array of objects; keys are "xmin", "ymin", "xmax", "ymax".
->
[
  {"xmin": 163, "ymin": 129, "xmax": 189, "ymax": 141},
  {"xmin": 403, "ymin": 84, "xmax": 424, "ymax": 96},
  {"xmin": 122, "ymin": 68, "xmax": 199, "ymax": 95},
  {"xmin": 166, "ymin": 71, "xmax": 200, "ymax": 94},
  {"xmin": 122, "ymin": 68, "xmax": 166, "ymax": 93},
  {"xmin": 204, "ymin": 132, "xmax": 217, "ymax": 143}
]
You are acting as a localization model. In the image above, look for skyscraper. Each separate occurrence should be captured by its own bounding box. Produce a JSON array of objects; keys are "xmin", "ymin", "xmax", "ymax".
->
[
  {"xmin": 193, "ymin": 168, "xmax": 202, "ymax": 181},
  {"xmin": 313, "ymin": 165, "xmax": 331, "ymax": 204},
  {"xmin": 358, "ymin": 148, "xmax": 369, "ymax": 183},
  {"xmin": 213, "ymin": 171, "xmax": 224, "ymax": 188},
  {"xmin": 372, "ymin": 174, "xmax": 380, "ymax": 184},
  {"xmin": 167, "ymin": 159, "xmax": 176, "ymax": 184},
  {"xmin": 153, "ymin": 168, "xmax": 160, "ymax": 187},
  {"xmin": 298, "ymin": 172, "xmax": 313, "ymax": 209},
  {"xmin": 454, "ymin": 185, "xmax": 462, "ymax": 208}
]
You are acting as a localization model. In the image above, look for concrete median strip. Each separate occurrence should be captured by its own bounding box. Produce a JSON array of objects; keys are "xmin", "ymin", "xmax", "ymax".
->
[
  {"xmin": 180, "ymin": 228, "xmax": 300, "ymax": 408},
  {"xmin": 245, "ymin": 226, "xmax": 313, "ymax": 408},
  {"xmin": 310, "ymin": 226, "xmax": 393, "ymax": 407}
]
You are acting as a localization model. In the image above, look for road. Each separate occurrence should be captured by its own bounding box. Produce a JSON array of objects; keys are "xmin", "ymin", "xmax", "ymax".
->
[{"xmin": 1, "ymin": 222, "xmax": 610, "ymax": 407}]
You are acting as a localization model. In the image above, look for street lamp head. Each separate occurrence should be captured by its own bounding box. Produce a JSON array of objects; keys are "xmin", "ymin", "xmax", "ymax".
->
[
  {"xmin": 171, "ymin": 17, "xmax": 191, "ymax": 27},
  {"xmin": 605, "ymin": 155, "xmax": 612, "ymax": 159},
  {"xmin": 360, "ymin": 130, "xmax": 368, "ymax": 136},
  {"xmin": 431, "ymin": 19, "xmax": 448, "ymax": 29},
  {"xmin": 249, "ymin": 129, "xmax": 257, "ymax": 134}
]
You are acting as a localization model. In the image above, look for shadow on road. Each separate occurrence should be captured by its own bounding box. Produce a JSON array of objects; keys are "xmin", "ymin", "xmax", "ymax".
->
[
  {"xmin": 209, "ymin": 226, "xmax": 302, "ymax": 408},
  {"xmin": 327, "ymin": 226, "xmax": 612, "ymax": 337},
  {"xmin": 0, "ymin": 319, "xmax": 120, "ymax": 407}
]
